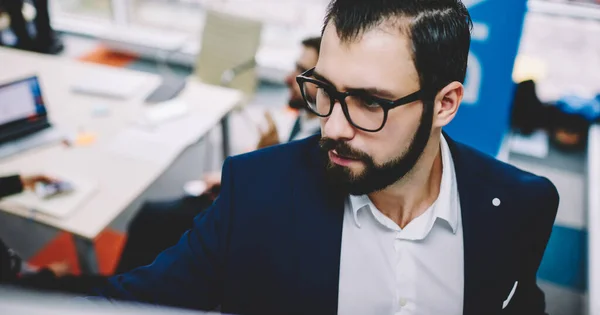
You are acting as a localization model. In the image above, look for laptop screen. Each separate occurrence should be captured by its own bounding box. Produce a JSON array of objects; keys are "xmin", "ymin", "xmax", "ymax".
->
[{"xmin": 0, "ymin": 76, "xmax": 50, "ymax": 143}]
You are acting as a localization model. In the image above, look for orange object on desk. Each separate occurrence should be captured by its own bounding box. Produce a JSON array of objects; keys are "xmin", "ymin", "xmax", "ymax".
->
[{"xmin": 75, "ymin": 132, "xmax": 97, "ymax": 146}]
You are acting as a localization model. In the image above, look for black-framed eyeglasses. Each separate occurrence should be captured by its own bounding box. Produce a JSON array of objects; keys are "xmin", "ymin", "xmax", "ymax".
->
[{"xmin": 296, "ymin": 67, "xmax": 422, "ymax": 132}]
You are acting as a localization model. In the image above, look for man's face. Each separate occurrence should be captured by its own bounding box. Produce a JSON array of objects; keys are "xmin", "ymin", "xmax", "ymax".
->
[
  {"xmin": 316, "ymin": 23, "xmax": 433, "ymax": 195},
  {"xmin": 285, "ymin": 45, "xmax": 319, "ymax": 109}
]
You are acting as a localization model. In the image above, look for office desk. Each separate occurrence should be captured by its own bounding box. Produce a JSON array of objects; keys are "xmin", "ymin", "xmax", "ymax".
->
[
  {"xmin": 0, "ymin": 47, "xmax": 242, "ymax": 273},
  {"xmin": 588, "ymin": 124, "xmax": 600, "ymax": 315}
]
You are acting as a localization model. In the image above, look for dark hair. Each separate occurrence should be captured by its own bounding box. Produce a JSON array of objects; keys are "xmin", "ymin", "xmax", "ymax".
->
[
  {"xmin": 323, "ymin": 0, "xmax": 472, "ymax": 100},
  {"xmin": 302, "ymin": 36, "xmax": 322, "ymax": 55}
]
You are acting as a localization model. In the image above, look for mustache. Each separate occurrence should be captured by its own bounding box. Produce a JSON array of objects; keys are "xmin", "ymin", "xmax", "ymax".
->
[{"xmin": 319, "ymin": 137, "xmax": 370, "ymax": 162}]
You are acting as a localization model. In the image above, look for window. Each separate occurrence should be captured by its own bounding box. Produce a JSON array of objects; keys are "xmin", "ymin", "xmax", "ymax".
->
[
  {"xmin": 129, "ymin": 0, "xmax": 205, "ymax": 33},
  {"xmin": 51, "ymin": 0, "xmax": 113, "ymax": 21}
]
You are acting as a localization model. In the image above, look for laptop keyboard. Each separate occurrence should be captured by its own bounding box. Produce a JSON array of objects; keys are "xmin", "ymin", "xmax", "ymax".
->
[{"xmin": 0, "ymin": 128, "xmax": 64, "ymax": 160}]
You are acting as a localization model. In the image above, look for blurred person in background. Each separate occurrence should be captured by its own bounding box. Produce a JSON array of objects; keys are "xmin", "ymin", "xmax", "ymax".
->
[
  {"xmin": 0, "ymin": 174, "xmax": 54, "ymax": 199},
  {"xmin": 257, "ymin": 36, "xmax": 323, "ymax": 148},
  {"xmin": 0, "ymin": 174, "xmax": 106, "ymax": 294},
  {"xmin": 112, "ymin": 36, "xmax": 322, "ymax": 274},
  {"xmin": 0, "ymin": 0, "xmax": 63, "ymax": 54},
  {"xmin": 93, "ymin": 0, "xmax": 559, "ymax": 314}
]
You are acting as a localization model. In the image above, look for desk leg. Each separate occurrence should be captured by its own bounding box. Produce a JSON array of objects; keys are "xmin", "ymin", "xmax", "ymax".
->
[
  {"xmin": 221, "ymin": 114, "xmax": 230, "ymax": 159},
  {"xmin": 73, "ymin": 236, "xmax": 99, "ymax": 275}
]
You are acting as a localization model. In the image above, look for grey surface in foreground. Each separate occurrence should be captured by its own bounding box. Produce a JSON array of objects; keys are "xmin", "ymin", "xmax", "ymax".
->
[
  {"xmin": 539, "ymin": 280, "xmax": 585, "ymax": 315},
  {"xmin": 0, "ymin": 286, "xmax": 220, "ymax": 315}
]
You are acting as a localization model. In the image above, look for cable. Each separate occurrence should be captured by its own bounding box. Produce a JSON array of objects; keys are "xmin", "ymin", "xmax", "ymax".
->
[
  {"xmin": 144, "ymin": 39, "xmax": 190, "ymax": 103},
  {"xmin": 153, "ymin": 39, "xmax": 189, "ymax": 81}
]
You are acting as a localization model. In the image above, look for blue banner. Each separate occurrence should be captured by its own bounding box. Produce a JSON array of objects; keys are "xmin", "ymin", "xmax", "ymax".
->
[{"xmin": 445, "ymin": 0, "xmax": 527, "ymax": 157}]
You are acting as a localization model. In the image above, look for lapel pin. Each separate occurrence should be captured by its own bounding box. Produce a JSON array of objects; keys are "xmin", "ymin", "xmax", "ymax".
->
[{"xmin": 492, "ymin": 198, "xmax": 501, "ymax": 207}]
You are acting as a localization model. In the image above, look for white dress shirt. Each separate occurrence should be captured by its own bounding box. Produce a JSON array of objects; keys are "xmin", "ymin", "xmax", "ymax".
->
[{"xmin": 337, "ymin": 135, "xmax": 464, "ymax": 315}]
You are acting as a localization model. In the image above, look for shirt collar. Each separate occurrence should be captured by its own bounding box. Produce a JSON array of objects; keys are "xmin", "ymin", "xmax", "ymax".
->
[
  {"xmin": 349, "ymin": 194, "xmax": 370, "ymax": 228},
  {"xmin": 435, "ymin": 134, "xmax": 459, "ymax": 233},
  {"xmin": 348, "ymin": 134, "xmax": 459, "ymax": 234}
]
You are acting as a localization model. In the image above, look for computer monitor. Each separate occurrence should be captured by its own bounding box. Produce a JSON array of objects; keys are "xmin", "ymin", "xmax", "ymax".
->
[{"xmin": 0, "ymin": 76, "xmax": 51, "ymax": 144}]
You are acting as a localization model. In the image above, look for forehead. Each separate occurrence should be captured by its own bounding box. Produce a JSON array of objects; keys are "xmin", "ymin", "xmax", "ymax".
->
[{"xmin": 316, "ymin": 23, "xmax": 419, "ymax": 93}]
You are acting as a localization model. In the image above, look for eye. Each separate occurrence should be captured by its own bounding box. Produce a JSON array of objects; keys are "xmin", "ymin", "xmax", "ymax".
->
[
  {"xmin": 359, "ymin": 97, "xmax": 382, "ymax": 110},
  {"xmin": 315, "ymin": 87, "xmax": 330, "ymax": 102},
  {"xmin": 316, "ymin": 86, "xmax": 326, "ymax": 96}
]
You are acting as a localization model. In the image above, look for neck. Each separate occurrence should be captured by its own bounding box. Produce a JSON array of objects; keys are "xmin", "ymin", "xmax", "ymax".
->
[{"xmin": 368, "ymin": 132, "xmax": 443, "ymax": 229}]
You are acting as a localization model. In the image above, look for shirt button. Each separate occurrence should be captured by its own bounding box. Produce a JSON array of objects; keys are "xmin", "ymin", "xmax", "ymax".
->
[{"xmin": 399, "ymin": 298, "xmax": 408, "ymax": 307}]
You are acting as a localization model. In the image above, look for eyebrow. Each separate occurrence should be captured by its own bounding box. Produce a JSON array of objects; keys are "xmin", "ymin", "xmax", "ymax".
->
[
  {"xmin": 312, "ymin": 70, "xmax": 334, "ymax": 86},
  {"xmin": 312, "ymin": 70, "xmax": 398, "ymax": 100}
]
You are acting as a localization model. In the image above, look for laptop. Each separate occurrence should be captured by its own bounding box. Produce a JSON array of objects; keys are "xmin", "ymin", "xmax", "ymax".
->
[{"xmin": 0, "ymin": 76, "xmax": 63, "ymax": 159}]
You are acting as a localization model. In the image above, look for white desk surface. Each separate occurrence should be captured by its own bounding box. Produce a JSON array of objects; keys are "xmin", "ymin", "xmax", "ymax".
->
[
  {"xmin": 0, "ymin": 47, "xmax": 242, "ymax": 239},
  {"xmin": 588, "ymin": 124, "xmax": 600, "ymax": 315}
]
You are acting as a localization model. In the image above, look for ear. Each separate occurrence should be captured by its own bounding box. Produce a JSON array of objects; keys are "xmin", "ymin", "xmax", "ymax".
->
[{"xmin": 433, "ymin": 81, "xmax": 464, "ymax": 128}]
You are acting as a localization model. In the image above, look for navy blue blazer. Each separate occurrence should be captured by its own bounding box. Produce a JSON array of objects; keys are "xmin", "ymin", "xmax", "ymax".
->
[{"xmin": 98, "ymin": 134, "xmax": 559, "ymax": 315}]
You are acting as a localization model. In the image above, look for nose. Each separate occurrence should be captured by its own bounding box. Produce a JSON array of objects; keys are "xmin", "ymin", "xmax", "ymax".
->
[{"xmin": 323, "ymin": 101, "xmax": 355, "ymax": 141}]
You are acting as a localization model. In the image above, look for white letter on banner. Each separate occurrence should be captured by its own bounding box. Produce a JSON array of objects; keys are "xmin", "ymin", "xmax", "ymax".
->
[
  {"xmin": 464, "ymin": 21, "xmax": 489, "ymax": 106},
  {"xmin": 463, "ymin": 0, "xmax": 488, "ymax": 9},
  {"xmin": 463, "ymin": 52, "xmax": 482, "ymax": 105}
]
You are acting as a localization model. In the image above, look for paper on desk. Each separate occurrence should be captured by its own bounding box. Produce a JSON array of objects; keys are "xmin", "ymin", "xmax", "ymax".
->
[
  {"xmin": 144, "ymin": 111, "xmax": 218, "ymax": 147},
  {"xmin": 509, "ymin": 130, "xmax": 550, "ymax": 159},
  {"xmin": 2, "ymin": 172, "xmax": 98, "ymax": 219},
  {"xmin": 105, "ymin": 128, "xmax": 181, "ymax": 165},
  {"xmin": 140, "ymin": 99, "xmax": 190, "ymax": 126},
  {"xmin": 108, "ymin": 107, "xmax": 219, "ymax": 164}
]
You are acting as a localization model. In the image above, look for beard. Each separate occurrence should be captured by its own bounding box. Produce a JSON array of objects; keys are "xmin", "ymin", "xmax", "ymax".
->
[{"xmin": 319, "ymin": 101, "xmax": 433, "ymax": 195}]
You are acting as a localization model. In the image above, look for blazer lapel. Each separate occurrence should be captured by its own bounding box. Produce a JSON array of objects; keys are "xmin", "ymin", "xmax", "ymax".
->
[
  {"xmin": 294, "ymin": 134, "xmax": 511, "ymax": 314},
  {"xmin": 446, "ymin": 135, "xmax": 509, "ymax": 315},
  {"xmin": 291, "ymin": 136, "xmax": 345, "ymax": 314}
]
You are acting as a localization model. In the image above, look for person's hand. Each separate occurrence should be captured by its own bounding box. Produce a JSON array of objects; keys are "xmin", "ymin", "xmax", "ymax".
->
[
  {"xmin": 47, "ymin": 261, "xmax": 71, "ymax": 277},
  {"xmin": 256, "ymin": 111, "xmax": 280, "ymax": 149},
  {"xmin": 203, "ymin": 171, "xmax": 222, "ymax": 197},
  {"xmin": 20, "ymin": 175, "xmax": 55, "ymax": 190}
]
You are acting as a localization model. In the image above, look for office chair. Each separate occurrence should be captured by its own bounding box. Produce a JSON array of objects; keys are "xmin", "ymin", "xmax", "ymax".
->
[
  {"xmin": 194, "ymin": 9, "xmax": 263, "ymax": 99},
  {"xmin": 193, "ymin": 9, "xmax": 263, "ymax": 159}
]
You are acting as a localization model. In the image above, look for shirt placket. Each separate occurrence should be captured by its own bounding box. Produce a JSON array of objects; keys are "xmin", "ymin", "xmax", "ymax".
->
[{"xmin": 394, "ymin": 235, "xmax": 417, "ymax": 314}]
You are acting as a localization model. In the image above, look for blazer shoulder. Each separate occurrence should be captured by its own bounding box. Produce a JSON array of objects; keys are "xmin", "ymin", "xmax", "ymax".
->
[
  {"xmin": 453, "ymin": 140, "xmax": 559, "ymax": 207},
  {"xmin": 222, "ymin": 136, "xmax": 320, "ymax": 191},
  {"xmin": 228, "ymin": 136, "xmax": 319, "ymax": 170}
]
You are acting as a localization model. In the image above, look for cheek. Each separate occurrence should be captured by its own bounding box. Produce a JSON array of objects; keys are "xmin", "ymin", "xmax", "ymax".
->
[{"xmin": 360, "ymin": 105, "xmax": 422, "ymax": 164}]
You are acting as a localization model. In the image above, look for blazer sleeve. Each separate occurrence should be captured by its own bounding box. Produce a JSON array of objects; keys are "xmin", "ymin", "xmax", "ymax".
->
[
  {"xmin": 0, "ymin": 239, "xmax": 20, "ymax": 283},
  {"xmin": 504, "ymin": 177, "xmax": 559, "ymax": 315},
  {"xmin": 0, "ymin": 175, "xmax": 24, "ymax": 199},
  {"xmin": 95, "ymin": 158, "xmax": 236, "ymax": 310}
]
